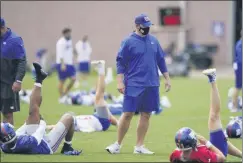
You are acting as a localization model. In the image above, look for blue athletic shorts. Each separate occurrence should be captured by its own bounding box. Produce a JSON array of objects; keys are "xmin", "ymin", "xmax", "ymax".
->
[
  {"xmin": 123, "ymin": 87, "xmax": 160, "ymax": 113},
  {"xmin": 234, "ymin": 62, "xmax": 242, "ymax": 89},
  {"xmin": 210, "ymin": 129, "xmax": 228, "ymax": 156},
  {"xmin": 56, "ymin": 64, "xmax": 76, "ymax": 81},
  {"xmin": 79, "ymin": 61, "xmax": 90, "ymax": 73},
  {"xmin": 93, "ymin": 114, "xmax": 111, "ymax": 131},
  {"xmin": 108, "ymin": 104, "xmax": 123, "ymax": 115}
]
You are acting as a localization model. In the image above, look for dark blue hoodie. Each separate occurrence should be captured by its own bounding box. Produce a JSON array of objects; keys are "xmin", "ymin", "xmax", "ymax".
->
[
  {"xmin": 0, "ymin": 28, "xmax": 26, "ymax": 84},
  {"xmin": 116, "ymin": 33, "xmax": 167, "ymax": 88}
]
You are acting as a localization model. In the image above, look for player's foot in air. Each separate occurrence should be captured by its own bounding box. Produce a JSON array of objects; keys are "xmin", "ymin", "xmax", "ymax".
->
[
  {"xmin": 202, "ymin": 68, "xmax": 216, "ymax": 83},
  {"xmin": 133, "ymin": 145, "xmax": 154, "ymax": 155},
  {"xmin": 105, "ymin": 142, "xmax": 121, "ymax": 154},
  {"xmin": 33, "ymin": 62, "xmax": 48, "ymax": 83},
  {"xmin": 91, "ymin": 60, "xmax": 105, "ymax": 74},
  {"xmin": 61, "ymin": 143, "xmax": 82, "ymax": 156}
]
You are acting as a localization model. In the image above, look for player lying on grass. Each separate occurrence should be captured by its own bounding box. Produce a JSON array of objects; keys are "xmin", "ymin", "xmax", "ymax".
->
[
  {"xmin": 170, "ymin": 68, "xmax": 242, "ymax": 163},
  {"xmin": 0, "ymin": 63, "xmax": 81, "ymax": 155},
  {"xmin": 225, "ymin": 116, "xmax": 242, "ymax": 138},
  {"xmin": 47, "ymin": 60, "xmax": 119, "ymax": 133},
  {"xmin": 19, "ymin": 88, "xmax": 113, "ymax": 105},
  {"xmin": 20, "ymin": 88, "xmax": 167, "ymax": 116},
  {"xmin": 59, "ymin": 89, "xmax": 168, "ymax": 115}
]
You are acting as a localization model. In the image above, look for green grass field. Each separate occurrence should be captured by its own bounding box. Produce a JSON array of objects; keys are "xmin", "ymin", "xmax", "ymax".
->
[{"xmin": 1, "ymin": 73, "xmax": 241, "ymax": 162}]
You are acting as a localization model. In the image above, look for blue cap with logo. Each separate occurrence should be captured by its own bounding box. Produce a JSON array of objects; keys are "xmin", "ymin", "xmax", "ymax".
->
[
  {"xmin": 135, "ymin": 14, "xmax": 152, "ymax": 28},
  {"xmin": 1, "ymin": 18, "xmax": 5, "ymax": 27}
]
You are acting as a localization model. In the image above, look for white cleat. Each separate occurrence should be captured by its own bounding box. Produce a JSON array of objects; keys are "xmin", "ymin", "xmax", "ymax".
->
[
  {"xmin": 91, "ymin": 60, "xmax": 105, "ymax": 73},
  {"xmin": 133, "ymin": 145, "xmax": 154, "ymax": 155},
  {"xmin": 202, "ymin": 68, "xmax": 217, "ymax": 83},
  {"xmin": 202, "ymin": 68, "xmax": 216, "ymax": 76},
  {"xmin": 105, "ymin": 142, "xmax": 121, "ymax": 154},
  {"xmin": 91, "ymin": 60, "xmax": 105, "ymax": 66}
]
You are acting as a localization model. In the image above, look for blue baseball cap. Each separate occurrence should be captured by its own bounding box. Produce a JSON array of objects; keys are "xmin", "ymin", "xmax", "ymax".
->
[
  {"xmin": 1, "ymin": 18, "xmax": 5, "ymax": 27},
  {"xmin": 135, "ymin": 14, "xmax": 153, "ymax": 28}
]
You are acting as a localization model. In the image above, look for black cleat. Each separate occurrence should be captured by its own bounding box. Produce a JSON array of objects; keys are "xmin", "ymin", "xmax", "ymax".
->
[
  {"xmin": 61, "ymin": 143, "xmax": 76, "ymax": 154},
  {"xmin": 33, "ymin": 62, "xmax": 48, "ymax": 83}
]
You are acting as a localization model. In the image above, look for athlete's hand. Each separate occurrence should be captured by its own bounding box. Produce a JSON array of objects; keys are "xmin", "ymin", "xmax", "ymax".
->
[
  {"xmin": 61, "ymin": 64, "xmax": 66, "ymax": 71},
  {"xmin": 196, "ymin": 134, "xmax": 208, "ymax": 145},
  {"xmin": 165, "ymin": 79, "xmax": 171, "ymax": 92},
  {"xmin": 12, "ymin": 82, "xmax": 22, "ymax": 92},
  {"xmin": 117, "ymin": 82, "xmax": 125, "ymax": 94}
]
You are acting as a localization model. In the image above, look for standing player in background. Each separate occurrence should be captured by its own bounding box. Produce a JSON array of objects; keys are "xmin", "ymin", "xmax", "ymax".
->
[
  {"xmin": 231, "ymin": 30, "xmax": 242, "ymax": 112},
  {"xmin": 106, "ymin": 14, "xmax": 171, "ymax": 154},
  {"xmin": 56, "ymin": 28, "xmax": 76, "ymax": 100},
  {"xmin": 75, "ymin": 35, "xmax": 92, "ymax": 87},
  {"xmin": 170, "ymin": 69, "xmax": 242, "ymax": 163},
  {"xmin": 0, "ymin": 18, "xmax": 27, "ymax": 125}
]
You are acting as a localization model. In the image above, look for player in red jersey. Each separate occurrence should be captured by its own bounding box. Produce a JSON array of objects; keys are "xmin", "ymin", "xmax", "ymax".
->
[{"xmin": 170, "ymin": 68, "xmax": 242, "ymax": 163}]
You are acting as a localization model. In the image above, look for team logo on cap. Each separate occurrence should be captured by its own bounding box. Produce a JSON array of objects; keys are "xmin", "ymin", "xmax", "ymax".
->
[{"xmin": 144, "ymin": 16, "xmax": 150, "ymax": 22}]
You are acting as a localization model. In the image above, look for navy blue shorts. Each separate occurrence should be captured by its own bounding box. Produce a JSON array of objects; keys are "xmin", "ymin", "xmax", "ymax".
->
[
  {"xmin": 93, "ymin": 114, "xmax": 111, "ymax": 131},
  {"xmin": 56, "ymin": 64, "xmax": 76, "ymax": 81},
  {"xmin": 79, "ymin": 62, "xmax": 90, "ymax": 73},
  {"xmin": 210, "ymin": 129, "xmax": 228, "ymax": 156},
  {"xmin": 123, "ymin": 87, "xmax": 160, "ymax": 113},
  {"xmin": 234, "ymin": 62, "xmax": 242, "ymax": 89}
]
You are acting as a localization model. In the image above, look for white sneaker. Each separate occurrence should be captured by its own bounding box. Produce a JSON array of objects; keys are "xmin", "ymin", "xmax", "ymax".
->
[
  {"xmin": 202, "ymin": 68, "xmax": 217, "ymax": 83},
  {"xmin": 91, "ymin": 60, "xmax": 105, "ymax": 71},
  {"xmin": 105, "ymin": 142, "xmax": 121, "ymax": 154},
  {"xmin": 133, "ymin": 145, "xmax": 154, "ymax": 155}
]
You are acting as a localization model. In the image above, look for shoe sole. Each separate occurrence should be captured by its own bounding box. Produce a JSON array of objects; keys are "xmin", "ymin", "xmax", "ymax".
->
[
  {"xmin": 105, "ymin": 148, "xmax": 119, "ymax": 154},
  {"xmin": 91, "ymin": 60, "xmax": 105, "ymax": 65},
  {"xmin": 202, "ymin": 68, "xmax": 216, "ymax": 75},
  {"xmin": 133, "ymin": 151, "xmax": 155, "ymax": 155}
]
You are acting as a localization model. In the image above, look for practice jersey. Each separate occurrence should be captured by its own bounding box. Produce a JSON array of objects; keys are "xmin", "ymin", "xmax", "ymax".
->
[
  {"xmin": 1, "ymin": 135, "xmax": 52, "ymax": 154},
  {"xmin": 170, "ymin": 146, "xmax": 217, "ymax": 163},
  {"xmin": 75, "ymin": 41, "xmax": 92, "ymax": 62},
  {"xmin": 56, "ymin": 37, "xmax": 73, "ymax": 65},
  {"xmin": 74, "ymin": 115, "xmax": 103, "ymax": 132}
]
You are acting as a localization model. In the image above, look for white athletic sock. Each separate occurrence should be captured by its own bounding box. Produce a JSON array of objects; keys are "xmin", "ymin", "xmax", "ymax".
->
[
  {"xmin": 98, "ymin": 65, "xmax": 105, "ymax": 75},
  {"xmin": 34, "ymin": 83, "xmax": 42, "ymax": 87},
  {"xmin": 64, "ymin": 140, "xmax": 72, "ymax": 144}
]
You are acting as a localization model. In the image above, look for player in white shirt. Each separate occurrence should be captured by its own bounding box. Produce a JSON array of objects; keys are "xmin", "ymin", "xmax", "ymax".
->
[
  {"xmin": 47, "ymin": 60, "xmax": 118, "ymax": 133},
  {"xmin": 56, "ymin": 28, "xmax": 76, "ymax": 98},
  {"xmin": 75, "ymin": 35, "xmax": 92, "ymax": 87}
]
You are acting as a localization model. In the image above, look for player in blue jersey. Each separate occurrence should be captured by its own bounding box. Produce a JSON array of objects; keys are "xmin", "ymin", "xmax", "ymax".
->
[
  {"xmin": 232, "ymin": 31, "xmax": 242, "ymax": 112},
  {"xmin": 0, "ymin": 62, "xmax": 81, "ymax": 155}
]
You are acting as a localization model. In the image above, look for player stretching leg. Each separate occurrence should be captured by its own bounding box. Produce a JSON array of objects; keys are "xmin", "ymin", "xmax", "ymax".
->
[
  {"xmin": 0, "ymin": 63, "xmax": 81, "ymax": 155},
  {"xmin": 170, "ymin": 68, "xmax": 242, "ymax": 163},
  {"xmin": 47, "ymin": 60, "xmax": 118, "ymax": 132}
]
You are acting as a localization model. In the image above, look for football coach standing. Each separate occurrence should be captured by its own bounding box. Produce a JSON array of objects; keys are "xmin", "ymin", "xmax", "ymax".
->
[
  {"xmin": 106, "ymin": 14, "xmax": 171, "ymax": 154},
  {"xmin": 0, "ymin": 18, "xmax": 27, "ymax": 125}
]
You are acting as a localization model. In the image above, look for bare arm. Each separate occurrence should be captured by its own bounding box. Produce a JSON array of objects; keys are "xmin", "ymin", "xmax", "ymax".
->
[
  {"xmin": 117, "ymin": 74, "xmax": 125, "ymax": 94},
  {"xmin": 197, "ymin": 134, "xmax": 226, "ymax": 162},
  {"xmin": 207, "ymin": 143, "xmax": 226, "ymax": 162}
]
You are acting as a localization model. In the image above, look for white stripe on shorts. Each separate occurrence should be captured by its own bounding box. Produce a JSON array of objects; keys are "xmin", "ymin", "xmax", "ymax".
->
[{"xmin": 51, "ymin": 129, "xmax": 68, "ymax": 152}]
